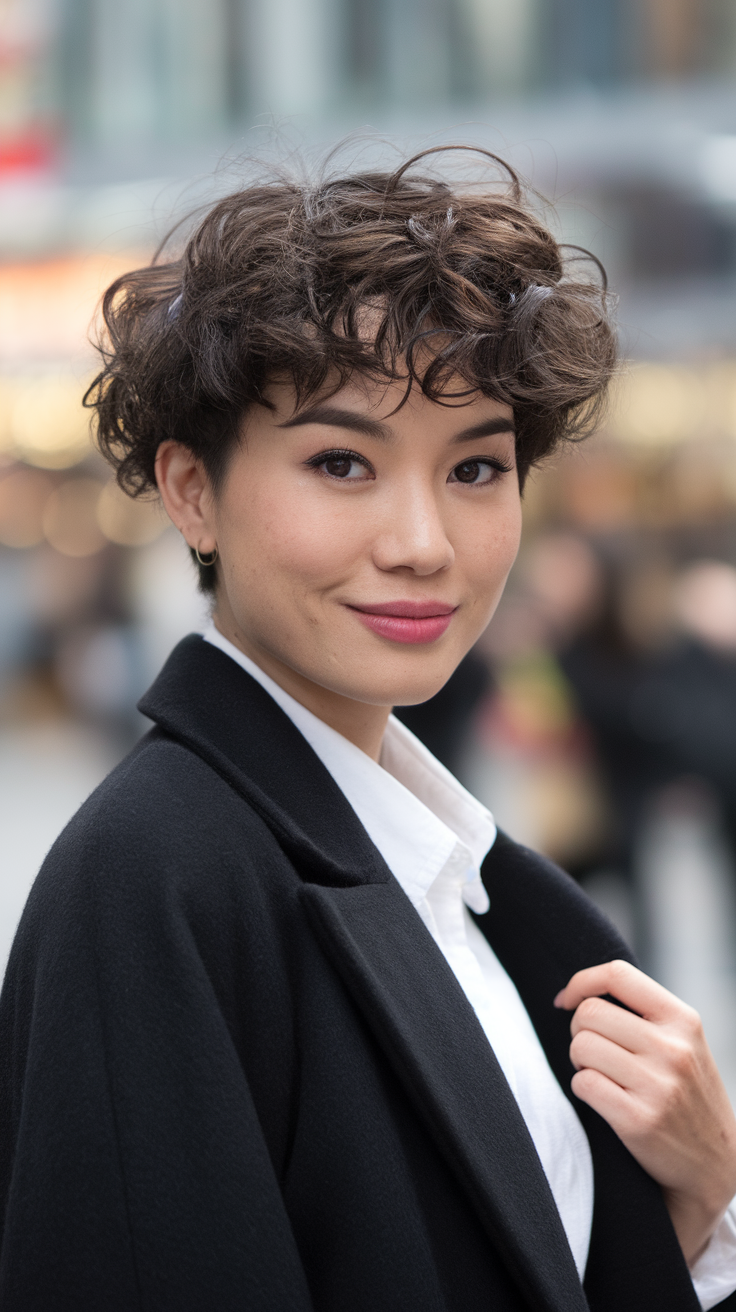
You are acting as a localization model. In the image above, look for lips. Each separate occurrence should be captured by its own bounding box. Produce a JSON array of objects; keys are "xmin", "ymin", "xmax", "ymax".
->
[{"xmin": 348, "ymin": 600, "xmax": 457, "ymax": 645}]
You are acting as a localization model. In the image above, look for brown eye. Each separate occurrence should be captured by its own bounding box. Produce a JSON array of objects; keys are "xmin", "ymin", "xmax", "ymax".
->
[
  {"xmin": 324, "ymin": 456, "xmax": 353, "ymax": 478},
  {"xmin": 454, "ymin": 460, "xmax": 482, "ymax": 483},
  {"xmin": 311, "ymin": 451, "xmax": 373, "ymax": 480},
  {"xmin": 448, "ymin": 459, "xmax": 501, "ymax": 486}
]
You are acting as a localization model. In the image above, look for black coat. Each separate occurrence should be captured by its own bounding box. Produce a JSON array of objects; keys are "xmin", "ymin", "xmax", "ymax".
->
[{"xmin": 0, "ymin": 636, "xmax": 725, "ymax": 1311}]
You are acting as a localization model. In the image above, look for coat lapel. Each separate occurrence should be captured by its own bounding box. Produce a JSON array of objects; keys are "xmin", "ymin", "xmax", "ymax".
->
[
  {"xmin": 477, "ymin": 832, "xmax": 700, "ymax": 1312},
  {"xmin": 302, "ymin": 879, "xmax": 588, "ymax": 1312},
  {"xmin": 141, "ymin": 637, "xmax": 587, "ymax": 1312}
]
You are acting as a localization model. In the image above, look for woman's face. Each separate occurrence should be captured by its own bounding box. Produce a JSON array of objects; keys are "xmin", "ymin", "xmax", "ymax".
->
[
  {"xmin": 208, "ymin": 374, "xmax": 520, "ymax": 701},
  {"xmin": 158, "ymin": 371, "xmax": 522, "ymax": 746}
]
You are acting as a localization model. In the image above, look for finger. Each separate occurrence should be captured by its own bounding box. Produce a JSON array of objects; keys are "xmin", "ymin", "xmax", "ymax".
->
[
  {"xmin": 570, "ymin": 1065, "xmax": 638, "ymax": 1127},
  {"xmin": 569, "ymin": 995, "xmax": 655, "ymax": 1054},
  {"xmin": 555, "ymin": 959, "xmax": 679, "ymax": 1023},
  {"xmin": 569, "ymin": 1028, "xmax": 643, "ymax": 1090}
]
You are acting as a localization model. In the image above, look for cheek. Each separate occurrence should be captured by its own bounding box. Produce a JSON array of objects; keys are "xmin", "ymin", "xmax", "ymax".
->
[
  {"xmin": 219, "ymin": 478, "xmax": 366, "ymax": 589},
  {"xmin": 461, "ymin": 495, "xmax": 522, "ymax": 597}
]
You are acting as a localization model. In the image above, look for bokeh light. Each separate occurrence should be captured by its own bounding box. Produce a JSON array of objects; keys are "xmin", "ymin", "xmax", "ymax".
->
[
  {"xmin": 611, "ymin": 364, "xmax": 736, "ymax": 448},
  {"xmin": 0, "ymin": 468, "xmax": 53, "ymax": 547},
  {"xmin": 42, "ymin": 478, "xmax": 107, "ymax": 557},
  {"xmin": 96, "ymin": 479, "xmax": 167, "ymax": 547},
  {"xmin": 0, "ymin": 375, "xmax": 92, "ymax": 470}
]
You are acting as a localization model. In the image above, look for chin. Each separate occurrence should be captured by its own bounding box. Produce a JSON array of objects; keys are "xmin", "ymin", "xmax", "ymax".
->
[
  {"xmin": 338, "ymin": 667, "xmax": 456, "ymax": 709},
  {"xmin": 388, "ymin": 684, "xmax": 450, "ymax": 708}
]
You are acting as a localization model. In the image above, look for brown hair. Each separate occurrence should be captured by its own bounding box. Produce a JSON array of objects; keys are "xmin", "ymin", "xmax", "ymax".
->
[{"xmin": 87, "ymin": 145, "xmax": 616, "ymax": 592}]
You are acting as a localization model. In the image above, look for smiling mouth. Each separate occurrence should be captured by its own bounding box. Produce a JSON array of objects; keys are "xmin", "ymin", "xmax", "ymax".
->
[{"xmin": 347, "ymin": 600, "xmax": 458, "ymax": 645}]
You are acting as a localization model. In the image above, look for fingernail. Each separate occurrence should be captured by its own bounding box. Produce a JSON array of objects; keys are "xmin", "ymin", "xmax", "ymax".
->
[{"xmin": 553, "ymin": 990, "xmax": 565, "ymax": 1007}]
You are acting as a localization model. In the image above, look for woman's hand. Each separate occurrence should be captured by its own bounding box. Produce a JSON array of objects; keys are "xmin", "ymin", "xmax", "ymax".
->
[{"xmin": 555, "ymin": 959, "xmax": 736, "ymax": 1266}]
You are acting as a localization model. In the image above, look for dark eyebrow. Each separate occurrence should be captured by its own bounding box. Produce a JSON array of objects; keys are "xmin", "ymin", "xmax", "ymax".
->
[
  {"xmin": 277, "ymin": 404, "xmax": 515, "ymax": 444},
  {"xmin": 277, "ymin": 405, "xmax": 391, "ymax": 440},
  {"xmin": 450, "ymin": 416, "xmax": 516, "ymax": 443}
]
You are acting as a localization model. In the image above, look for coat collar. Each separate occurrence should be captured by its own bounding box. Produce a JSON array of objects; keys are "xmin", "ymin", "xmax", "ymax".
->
[
  {"xmin": 138, "ymin": 634, "xmax": 389, "ymax": 889},
  {"xmin": 139, "ymin": 635, "xmax": 587, "ymax": 1312}
]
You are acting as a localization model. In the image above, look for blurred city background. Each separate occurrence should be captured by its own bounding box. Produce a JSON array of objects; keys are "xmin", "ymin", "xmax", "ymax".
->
[{"xmin": 3, "ymin": 0, "xmax": 736, "ymax": 1089}]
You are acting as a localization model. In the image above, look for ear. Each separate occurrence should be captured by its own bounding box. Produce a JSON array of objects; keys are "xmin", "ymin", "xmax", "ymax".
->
[{"xmin": 155, "ymin": 441, "xmax": 217, "ymax": 555}]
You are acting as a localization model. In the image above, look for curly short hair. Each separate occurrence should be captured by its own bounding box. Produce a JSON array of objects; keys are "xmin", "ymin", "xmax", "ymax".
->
[{"xmin": 87, "ymin": 145, "xmax": 617, "ymax": 592}]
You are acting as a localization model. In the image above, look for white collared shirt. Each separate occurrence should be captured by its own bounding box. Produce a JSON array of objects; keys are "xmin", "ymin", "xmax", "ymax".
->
[{"xmin": 203, "ymin": 623, "xmax": 736, "ymax": 1306}]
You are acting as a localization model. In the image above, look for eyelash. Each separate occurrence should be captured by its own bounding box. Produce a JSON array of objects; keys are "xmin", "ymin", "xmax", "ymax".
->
[
  {"xmin": 304, "ymin": 448, "xmax": 513, "ymax": 484},
  {"xmin": 449, "ymin": 456, "xmax": 514, "ymax": 486},
  {"xmin": 305, "ymin": 448, "xmax": 374, "ymax": 479},
  {"xmin": 453, "ymin": 456, "xmax": 511, "ymax": 488}
]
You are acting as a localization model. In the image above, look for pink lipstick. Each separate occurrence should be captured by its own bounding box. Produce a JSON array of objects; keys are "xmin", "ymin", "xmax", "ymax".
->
[{"xmin": 348, "ymin": 600, "xmax": 457, "ymax": 645}]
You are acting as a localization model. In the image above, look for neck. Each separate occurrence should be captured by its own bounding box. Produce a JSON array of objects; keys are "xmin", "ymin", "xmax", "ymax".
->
[{"xmin": 211, "ymin": 612, "xmax": 392, "ymax": 761}]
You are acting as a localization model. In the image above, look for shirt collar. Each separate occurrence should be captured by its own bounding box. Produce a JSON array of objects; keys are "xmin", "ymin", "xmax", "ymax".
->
[{"xmin": 202, "ymin": 624, "xmax": 495, "ymax": 912}]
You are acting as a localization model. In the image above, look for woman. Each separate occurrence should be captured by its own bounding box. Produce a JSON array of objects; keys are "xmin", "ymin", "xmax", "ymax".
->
[{"xmin": 1, "ymin": 147, "xmax": 735, "ymax": 1311}]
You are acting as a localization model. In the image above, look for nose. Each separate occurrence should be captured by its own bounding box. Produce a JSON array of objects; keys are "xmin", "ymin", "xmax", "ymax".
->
[{"xmin": 371, "ymin": 478, "xmax": 454, "ymax": 577}]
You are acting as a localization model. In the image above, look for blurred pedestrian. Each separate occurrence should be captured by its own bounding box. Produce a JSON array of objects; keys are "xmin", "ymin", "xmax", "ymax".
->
[{"xmin": 561, "ymin": 555, "xmax": 736, "ymax": 885}]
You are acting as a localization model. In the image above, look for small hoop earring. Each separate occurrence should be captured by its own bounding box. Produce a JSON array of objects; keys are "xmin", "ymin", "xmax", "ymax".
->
[{"xmin": 195, "ymin": 545, "xmax": 218, "ymax": 567}]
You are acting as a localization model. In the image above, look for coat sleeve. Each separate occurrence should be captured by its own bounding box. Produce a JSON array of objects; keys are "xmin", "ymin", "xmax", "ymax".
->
[{"xmin": 0, "ymin": 747, "xmax": 314, "ymax": 1312}]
